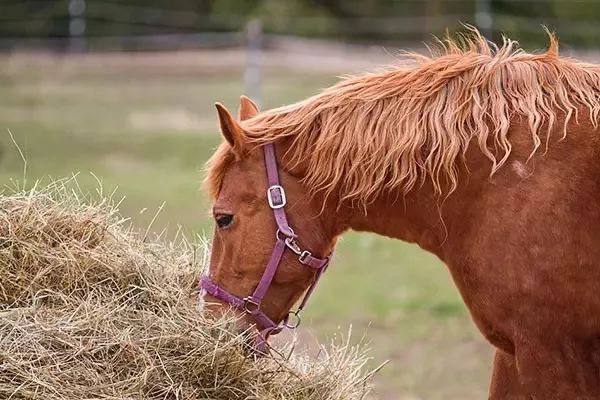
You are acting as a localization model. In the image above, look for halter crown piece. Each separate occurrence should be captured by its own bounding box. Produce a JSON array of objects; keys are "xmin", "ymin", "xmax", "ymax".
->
[{"xmin": 200, "ymin": 143, "xmax": 331, "ymax": 352}]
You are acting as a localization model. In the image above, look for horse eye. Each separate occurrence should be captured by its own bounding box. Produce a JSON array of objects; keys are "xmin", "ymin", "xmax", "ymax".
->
[{"xmin": 215, "ymin": 213, "xmax": 234, "ymax": 229}]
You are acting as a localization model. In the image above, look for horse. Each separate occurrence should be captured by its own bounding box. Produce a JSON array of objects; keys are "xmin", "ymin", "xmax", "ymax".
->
[{"xmin": 200, "ymin": 31, "xmax": 600, "ymax": 399}]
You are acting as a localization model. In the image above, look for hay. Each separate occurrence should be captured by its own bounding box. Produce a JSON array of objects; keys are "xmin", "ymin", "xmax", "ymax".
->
[{"xmin": 0, "ymin": 180, "xmax": 373, "ymax": 400}]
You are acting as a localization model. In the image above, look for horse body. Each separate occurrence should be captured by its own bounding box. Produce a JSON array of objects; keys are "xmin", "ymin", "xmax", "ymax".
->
[
  {"xmin": 343, "ymin": 112, "xmax": 600, "ymax": 397},
  {"xmin": 204, "ymin": 32, "xmax": 600, "ymax": 398},
  {"xmin": 463, "ymin": 115, "xmax": 600, "ymax": 398},
  {"xmin": 447, "ymin": 112, "xmax": 600, "ymax": 340}
]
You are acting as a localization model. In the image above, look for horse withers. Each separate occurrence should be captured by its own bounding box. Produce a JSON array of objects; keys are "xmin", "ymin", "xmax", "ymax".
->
[{"xmin": 201, "ymin": 32, "xmax": 600, "ymax": 399}]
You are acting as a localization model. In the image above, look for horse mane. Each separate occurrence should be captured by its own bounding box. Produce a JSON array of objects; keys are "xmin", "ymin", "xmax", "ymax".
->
[{"xmin": 207, "ymin": 30, "xmax": 600, "ymax": 205}]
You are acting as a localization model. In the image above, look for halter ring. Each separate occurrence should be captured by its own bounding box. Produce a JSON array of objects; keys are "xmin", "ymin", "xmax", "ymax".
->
[
  {"xmin": 285, "ymin": 310, "xmax": 302, "ymax": 329},
  {"xmin": 276, "ymin": 228, "xmax": 296, "ymax": 241},
  {"xmin": 243, "ymin": 296, "xmax": 261, "ymax": 314}
]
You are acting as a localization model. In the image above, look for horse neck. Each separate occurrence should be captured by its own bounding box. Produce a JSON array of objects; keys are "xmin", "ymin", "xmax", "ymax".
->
[
  {"xmin": 276, "ymin": 137, "xmax": 467, "ymax": 259},
  {"xmin": 344, "ymin": 186, "xmax": 461, "ymax": 258}
]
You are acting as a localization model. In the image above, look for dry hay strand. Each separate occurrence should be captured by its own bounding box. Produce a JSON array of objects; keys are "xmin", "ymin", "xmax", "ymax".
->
[{"xmin": 0, "ymin": 179, "xmax": 374, "ymax": 400}]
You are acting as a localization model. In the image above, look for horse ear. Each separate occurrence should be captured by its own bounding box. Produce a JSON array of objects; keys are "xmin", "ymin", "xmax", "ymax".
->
[
  {"xmin": 238, "ymin": 95, "xmax": 259, "ymax": 121},
  {"xmin": 215, "ymin": 102, "xmax": 245, "ymax": 153}
]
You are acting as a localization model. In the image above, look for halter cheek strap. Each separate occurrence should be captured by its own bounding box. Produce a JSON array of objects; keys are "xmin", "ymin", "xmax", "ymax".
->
[{"xmin": 200, "ymin": 143, "xmax": 332, "ymax": 349}]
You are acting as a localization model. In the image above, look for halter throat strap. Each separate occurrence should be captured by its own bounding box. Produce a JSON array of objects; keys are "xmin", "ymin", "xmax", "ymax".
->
[{"xmin": 200, "ymin": 143, "xmax": 331, "ymax": 343}]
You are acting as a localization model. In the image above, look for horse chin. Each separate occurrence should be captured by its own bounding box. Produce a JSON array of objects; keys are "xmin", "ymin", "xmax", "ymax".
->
[
  {"xmin": 201, "ymin": 301, "xmax": 270, "ymax": 356},
  {"xmin": 238, "ymin": 325, "xmax": 271, "ymax": 357},
  {"xmin": 200, "ymin": 292, "xmax": 279, "ymax": 356}
]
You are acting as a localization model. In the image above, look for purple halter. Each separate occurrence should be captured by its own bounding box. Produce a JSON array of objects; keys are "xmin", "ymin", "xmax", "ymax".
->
[{"xmin": 200, "ymin": 143, "xmax": 331, "ymax": 350}]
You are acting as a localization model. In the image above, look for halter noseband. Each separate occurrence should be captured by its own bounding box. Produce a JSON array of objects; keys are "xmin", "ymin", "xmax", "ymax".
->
[{"xmin": 200, "ymin": 143, "xmax": 331, "ymax": 350}]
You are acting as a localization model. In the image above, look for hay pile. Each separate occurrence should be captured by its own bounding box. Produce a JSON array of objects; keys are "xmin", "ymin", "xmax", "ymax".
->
[{"xmin": 0, "ymin": 181, "xmax": 373, "ymax": 400}]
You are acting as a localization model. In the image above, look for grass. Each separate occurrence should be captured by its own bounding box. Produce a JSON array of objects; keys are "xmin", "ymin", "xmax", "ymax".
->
[{"xmin": 0, "ymin": 51, "xmax": 492, "ymax": 399}]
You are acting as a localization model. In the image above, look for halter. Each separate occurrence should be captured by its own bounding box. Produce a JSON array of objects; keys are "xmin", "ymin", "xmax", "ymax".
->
[{"xmin": 200, "ymin": 143, "xmax": 331, "ymax": 351}]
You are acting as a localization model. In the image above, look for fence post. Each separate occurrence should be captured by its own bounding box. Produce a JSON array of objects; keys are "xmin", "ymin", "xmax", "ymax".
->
[
  {"xmin": 68, "ymin": 0, "xmax": 87, "ymax": 52},
  {"xmin": 245, "ymin": 19, "xmax": 262, "ymax": 108},
  {"xmin": 475, "ymin": 0, "xmax": 493, "ymax": 40}
]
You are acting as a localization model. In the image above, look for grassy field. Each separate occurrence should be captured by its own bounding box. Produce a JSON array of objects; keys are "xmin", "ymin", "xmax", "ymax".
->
[{"xmin": 0, "ymin": 51, "xmax": 492, "ymax": 399}]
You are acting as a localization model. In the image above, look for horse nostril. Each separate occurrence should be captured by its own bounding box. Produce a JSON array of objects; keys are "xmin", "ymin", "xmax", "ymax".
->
[
  {"xmin": 239, "ymin": 328, "xmax": 251, "ymax": 341},
  {"xmin": 239, "ymin": 329, "xmax": 256, "ymax": 351},
  {"xmin": 238, "ymin": 328, "xmax": 270, "ymax": 357}
]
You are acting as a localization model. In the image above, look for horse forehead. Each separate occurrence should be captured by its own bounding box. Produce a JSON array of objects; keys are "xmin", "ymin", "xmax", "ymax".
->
[
  {"xmin": 221, "ymin": 157, "xmax": 266, "ymax": 195},
  {"xmin": 231, "ymin": 155, "xmax": 265, "ymax": 179}
]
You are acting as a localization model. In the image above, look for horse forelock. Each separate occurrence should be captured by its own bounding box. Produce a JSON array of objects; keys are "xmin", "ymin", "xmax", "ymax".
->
[
  {"xmin": 204, "ymin": 142, "xmax": 235, "ymax": 200},
  {"xmin": 210, "ymin": 29, "xmax": 600, "ymax": 207}
]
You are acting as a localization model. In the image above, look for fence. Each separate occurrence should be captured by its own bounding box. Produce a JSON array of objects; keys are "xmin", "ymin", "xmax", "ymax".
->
[
  {"xmin": 1, "ymin": 0, "xmax": 600, "ymax": 52},
  {"xmin": 2, "ymin": 0, "xmax": 599, "ymax": 106}
]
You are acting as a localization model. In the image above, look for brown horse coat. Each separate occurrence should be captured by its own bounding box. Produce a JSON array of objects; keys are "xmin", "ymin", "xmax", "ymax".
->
[{"xmin": 205, "ymin": 32, "xmax": 600, "ymax": 398}]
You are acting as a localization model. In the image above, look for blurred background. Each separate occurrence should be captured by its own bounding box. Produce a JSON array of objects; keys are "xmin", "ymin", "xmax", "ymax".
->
[{"xmin": 1, "ymin": 1, "xmax": 599, "ymax": 399}]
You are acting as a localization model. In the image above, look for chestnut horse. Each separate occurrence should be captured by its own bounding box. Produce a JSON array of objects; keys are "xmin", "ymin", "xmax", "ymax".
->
[{"xmin": 201, "ymin": 32, "xmax": 600, "ymax": 399}]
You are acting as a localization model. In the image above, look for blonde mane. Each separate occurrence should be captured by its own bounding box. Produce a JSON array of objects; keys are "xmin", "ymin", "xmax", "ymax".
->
[{"xmin": 208, "ymin": 31, "xmax": 600, "ymax": 205}]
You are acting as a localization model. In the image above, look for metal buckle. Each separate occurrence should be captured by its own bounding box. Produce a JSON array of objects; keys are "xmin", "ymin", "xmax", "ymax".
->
[
  {"xmin": 243, "ymin": 296, "xmax": 261, "ymax": 314},
  {"xmin": 285, "ymin": 310, "xmax": 301, "ymax": 329},
  {"xmin": 299, "ymin": 250, "xmax": 312, "ymax": 264},
  {"xmin": 267, "ymin": 185, "xmax": 286, "ymax": 209}
]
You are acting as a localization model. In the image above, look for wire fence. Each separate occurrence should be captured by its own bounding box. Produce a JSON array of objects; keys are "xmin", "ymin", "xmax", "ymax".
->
[
  {"xmin": 1, "ymin": 0, "xmax": 600, "ymax": 52},
  {"xmin": 2, "ymin": 0, "xmax": 599, "ymax": 113}
]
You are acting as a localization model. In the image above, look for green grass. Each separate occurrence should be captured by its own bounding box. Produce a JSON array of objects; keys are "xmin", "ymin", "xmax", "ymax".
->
[{"xmin": 0, "ymin": 52, "xmax": 492, "ymax": 400}]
